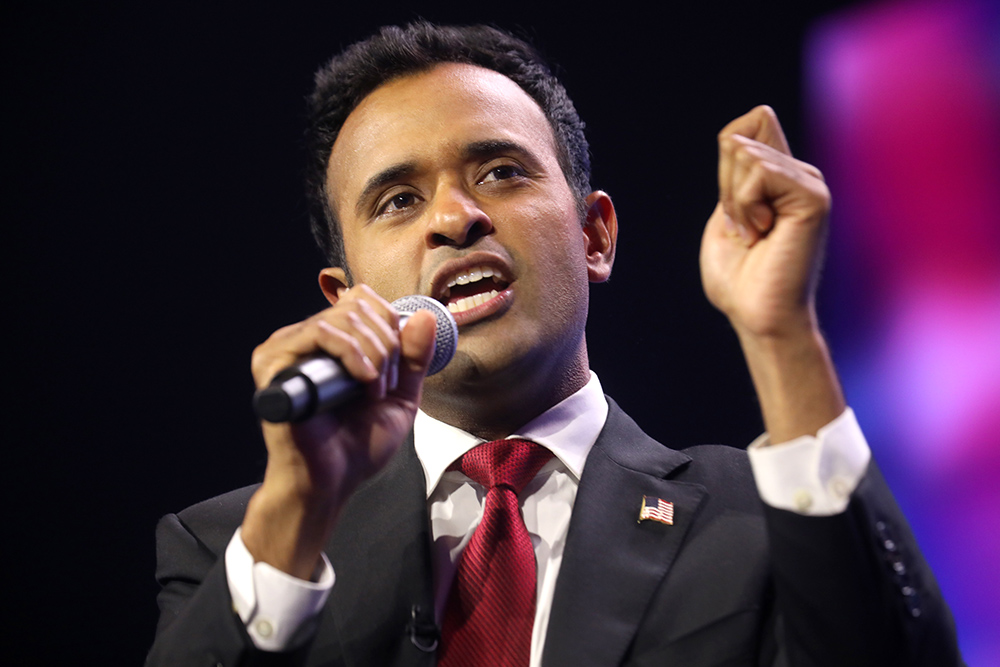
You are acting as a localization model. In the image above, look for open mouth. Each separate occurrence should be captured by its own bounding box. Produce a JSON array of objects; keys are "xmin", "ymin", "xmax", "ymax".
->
[{"xmin": 440, "ymin": 265, "xmax": 511, "ymax": 314}]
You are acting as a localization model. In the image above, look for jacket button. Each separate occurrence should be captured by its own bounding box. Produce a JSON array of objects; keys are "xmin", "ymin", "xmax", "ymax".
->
[
  {"xmin": 793, "ymin": 489, "xmax": 813, "ymax": 512},
  {"xmin": 875, "ymin": 520, "xmax": 891, "ymax": 541}
]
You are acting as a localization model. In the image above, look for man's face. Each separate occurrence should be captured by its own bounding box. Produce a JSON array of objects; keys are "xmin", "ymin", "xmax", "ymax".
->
[{"xmin": 324, "ymin": 63, "xmax": 609, "ymax": 390}]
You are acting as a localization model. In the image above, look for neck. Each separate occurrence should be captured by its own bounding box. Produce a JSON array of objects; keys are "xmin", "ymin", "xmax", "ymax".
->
[{"xmin": 420, "ymin": 342, "xmax": 591, "ymax": 441}]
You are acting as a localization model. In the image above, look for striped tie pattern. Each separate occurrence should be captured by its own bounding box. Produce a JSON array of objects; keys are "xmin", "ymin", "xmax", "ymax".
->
[{"xmin": 438, "ymin": 439, "xmax": 554, "ymax": 667}]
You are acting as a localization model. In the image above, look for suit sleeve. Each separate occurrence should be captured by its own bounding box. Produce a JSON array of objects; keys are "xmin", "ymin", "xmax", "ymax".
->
[
  {"xmin": 762, "ymin": 462, "xmax": 963, "ymax": 667},
  {"xmin": 145, "ymin": 512, "xmax": 312, "ymax": 667}
]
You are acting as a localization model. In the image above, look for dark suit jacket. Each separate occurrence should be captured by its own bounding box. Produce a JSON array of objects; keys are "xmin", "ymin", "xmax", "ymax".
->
[{"xmin": 146, "ymin": 400, "xmax": 962, "ymax": 666}]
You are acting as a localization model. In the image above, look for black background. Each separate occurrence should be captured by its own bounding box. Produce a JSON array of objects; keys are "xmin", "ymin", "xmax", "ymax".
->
[{"xmin": 8, "ymin": 0, "xmax": 859, "ymax": 662}]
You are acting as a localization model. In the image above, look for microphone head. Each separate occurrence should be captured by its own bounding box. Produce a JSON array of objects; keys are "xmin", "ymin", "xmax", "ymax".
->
[{"xmin": 391, "ymin": 295, "xmax": 458, "ymax": 376}]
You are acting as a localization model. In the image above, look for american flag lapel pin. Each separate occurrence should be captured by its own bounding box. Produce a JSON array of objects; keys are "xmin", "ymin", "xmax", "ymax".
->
[{"xmin": 638, "ymin": 495, "xmax": 674, "ymax": 525}]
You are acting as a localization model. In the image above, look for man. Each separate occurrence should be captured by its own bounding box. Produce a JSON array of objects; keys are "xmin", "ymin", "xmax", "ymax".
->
[{"xmin": 147, "ymin": 22, "xmax": 962, "ymax": 666}]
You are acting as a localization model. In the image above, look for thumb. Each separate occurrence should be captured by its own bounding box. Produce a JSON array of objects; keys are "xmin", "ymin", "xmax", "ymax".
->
[{"xmin": 393, "ymin": 309, "xmax": 438, "ymax": 402}]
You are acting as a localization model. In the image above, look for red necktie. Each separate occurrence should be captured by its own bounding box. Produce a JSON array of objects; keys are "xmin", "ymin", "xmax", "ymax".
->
[{"xmin": 438, "ymin": 439, "xmax": 554, "ymax": 667}]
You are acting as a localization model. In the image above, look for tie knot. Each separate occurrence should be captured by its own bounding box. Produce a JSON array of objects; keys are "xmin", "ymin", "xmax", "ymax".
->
[{"xmin": 459, "ymin": 438, "xmax": 553, "ymax": 495}]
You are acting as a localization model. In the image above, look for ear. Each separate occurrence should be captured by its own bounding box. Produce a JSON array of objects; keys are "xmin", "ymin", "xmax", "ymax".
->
[
  {"xmin": 318, "ymin": 267, "xmax": 350, "ymax": 306},
  {"xmin": 583, "ymin": 190, "xmax": 617, "ymax": 283}
]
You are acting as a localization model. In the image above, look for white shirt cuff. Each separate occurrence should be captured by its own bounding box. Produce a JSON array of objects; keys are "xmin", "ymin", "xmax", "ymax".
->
[
  {"xmin": 747, "ymin": 407, "xmax": 871, "ymax": 516},
  {"xmin": 225, "ymin": 527, "xmax": 334, "ymax": 651}
]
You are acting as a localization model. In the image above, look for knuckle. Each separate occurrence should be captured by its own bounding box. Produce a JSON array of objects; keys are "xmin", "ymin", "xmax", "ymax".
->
[
  {"xmin": 734, "ymin": 144, "xmax": 756, "ymax": 165},
  {"xmin": 268, "ymin": 322, "xmax": 300, "ymax": 340},
  {"xmin": 812, "ymin": 182, "xmax": 832, "ymax": 207},
  {"xmin": 250, "ymin": 350, "xmax": 281, "ymax": 386},
  {"xmin": 344, "ymin": 309, "xmax": 362, "ymax": 326},
  {"xmin": 384, "ymin": 305, "xmax": 400, "ymax": 328},
  {"xmin": 251, "ymin": 340, "xmax": 269, "ymax": 360},
  {"xmin": 356, "ymin": 299, "xmax": 378, "ymax": 319},
  {"xmin": 746, "ymin": 160, "xmax": 769, "ymax": 182},
  {"xmin": 343, "ymin": 335, "xmax": 365, "ymax": 359},
  {"xmin": 250, "ymin": 347, "xmax": 268, "ymax": 375}
]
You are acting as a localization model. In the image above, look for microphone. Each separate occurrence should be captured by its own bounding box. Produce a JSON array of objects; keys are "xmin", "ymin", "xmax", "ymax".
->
[{"xmin": 253, "ymin": 295, "xmax": 458, "ymax": 423}]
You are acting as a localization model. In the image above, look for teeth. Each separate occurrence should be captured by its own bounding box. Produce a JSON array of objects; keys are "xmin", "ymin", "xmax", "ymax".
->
[
  {"xmin": 446, "ymin": 265, "xmax": 499, "ymax": 289},
  {"xmin": 447, "ymin": 289, "xmax": 500, "ymax": 313}
]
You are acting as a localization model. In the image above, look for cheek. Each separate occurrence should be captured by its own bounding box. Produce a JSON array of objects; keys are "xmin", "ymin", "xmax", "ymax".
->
[
  {"xmin": 519, "ymin": 202, "xmax": 591, "ymax": 305},
  {"xmin": 530, "ymin": 204, "xmax": 588, "ymax": 272},
  {"xmin": 343, "ymin": 229, "xmax": 420, "ymax": 298}
]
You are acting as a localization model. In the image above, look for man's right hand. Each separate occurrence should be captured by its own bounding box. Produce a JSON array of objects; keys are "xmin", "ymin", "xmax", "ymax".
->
[{"xmin": 240, "ymin": 285, "xmax": 438, "ymax": 579}]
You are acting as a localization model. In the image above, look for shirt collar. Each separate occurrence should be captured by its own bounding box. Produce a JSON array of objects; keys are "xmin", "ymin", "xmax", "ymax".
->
[{"xmin": 413, "ymin": 371, "xmax": 608, "ymax": 499}]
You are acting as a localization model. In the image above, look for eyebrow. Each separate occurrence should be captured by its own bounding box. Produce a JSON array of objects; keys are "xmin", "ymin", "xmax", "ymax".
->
[
  {"xmin": 355, "ymin": 162, "xmax": 417, "ymax": 217},
  {"xmin": 461, "ymin": 139, "xmax": 539, "ymax": 165}
]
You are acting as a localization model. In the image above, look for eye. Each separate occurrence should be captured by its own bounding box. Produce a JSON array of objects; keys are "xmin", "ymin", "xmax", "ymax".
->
[
  {"xmin": 479, "ymin": 163, "xmax": 526, "ymax": 184},
  {"xmin": 377, "ymin": 191, "xmax": 417, "ymax": 216}
]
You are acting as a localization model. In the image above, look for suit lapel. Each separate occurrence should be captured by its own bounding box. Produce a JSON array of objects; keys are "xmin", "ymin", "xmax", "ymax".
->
[
  {"xmin": 313, "ymin": 434, "xmax": 436, "ymax": 667},
  {"xmin": 542, "ymin": 400, "xmax": 707, "ymax": 666}
]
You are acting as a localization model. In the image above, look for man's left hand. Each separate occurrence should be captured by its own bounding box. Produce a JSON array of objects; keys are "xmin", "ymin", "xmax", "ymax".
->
[
  {"xmin": 700, "ymin": 105, "xmax": 830, "ymax": 340},
  {"xmin": 699, "ymin": 105, "xmax": 845, "ymax": 443}
]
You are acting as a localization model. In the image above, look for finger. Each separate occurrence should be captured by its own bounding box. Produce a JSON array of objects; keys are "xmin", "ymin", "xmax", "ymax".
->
[
  {"xmin": 718, "ymin": 134, "xmax": 748, "ymax": 236},
  {"xmin": 732, "ymin": 155, "xmax": 830, "ymax": 235},
  {"xmin": 336, "ymin": 284, "xmax": 401, "ymax": 330},
  {"xmin": 251, "ymin": 317, "xmax": 340, "ymax": 389},
  {"xmin": 719, "ymin": 134, "xmax": 764, "ymax": 244},
  {"xmin": 332, "ymin": 300, "xmax": 397, "ymax": 374},
  {"xmin": 718, "ymin": 105, "xmax": 791, "ymax": 156},
  {"xmin": 324, "ymin": 306, "xmax": 404, "ymax": 402},
  {"xmin": 717, "ymin": 105, "xmax": 789, "ymax": 233},
  {"xmin": 325, "ymin": 286, "xmax": 402, "ymax": 398},
  {"xmin": 314, "ymin": 317, "xmax": 382, "ymax": 386},
  {"xmin": 718, "ymin": 133, "xmax": 735, "ymax": 221},
  {"xmin": 729, "ymin": 137, "xmax": 778, "ymax": 236},
  {"xmin": 748, "ymin": 141, "xmax": 825, "ymax": 182},
  {"xmin": 252, "ymin": 303, "xmax": 393, "ymax": 393},
  {"xmin": 335, "ymin": 285, "xmax": 401, "ymax": 356},
  {"xmin": 726, "ymin": 133, "xmax": 829, "ymax": 236},
  {"xmin": 392, "ymin": 310, "xmax": 437, "ymax": 404}
]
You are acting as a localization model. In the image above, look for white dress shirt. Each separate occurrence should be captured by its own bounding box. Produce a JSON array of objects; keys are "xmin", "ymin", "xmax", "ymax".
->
[
  {"xmin": 414, "ymin": 371, "xmax": 608, "ymax": 666},
  {"xmin": 226, "ymin": 371, "xmax": 870, "ymax": 660}
]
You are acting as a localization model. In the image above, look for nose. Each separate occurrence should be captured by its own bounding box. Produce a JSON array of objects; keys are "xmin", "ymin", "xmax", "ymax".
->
[{"xmin": 425, "ymin": 183, "xmax": 493, "ymax": 248}]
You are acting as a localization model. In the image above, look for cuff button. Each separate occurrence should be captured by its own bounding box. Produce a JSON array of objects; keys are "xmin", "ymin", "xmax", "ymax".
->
[{"xmin": 255, "ymin": 619, "xmax": 274, "ymax": 638}]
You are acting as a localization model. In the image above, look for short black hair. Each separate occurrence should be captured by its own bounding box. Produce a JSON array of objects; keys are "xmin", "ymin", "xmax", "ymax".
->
[{"xmin": 305, "ymin": 21, "xmax": 591, "ymax": 271}]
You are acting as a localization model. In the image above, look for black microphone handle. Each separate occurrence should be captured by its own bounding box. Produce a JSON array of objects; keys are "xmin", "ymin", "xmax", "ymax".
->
[{"xmin": 253, "ymin": 296, "xmax": 457, "ymax": 423}]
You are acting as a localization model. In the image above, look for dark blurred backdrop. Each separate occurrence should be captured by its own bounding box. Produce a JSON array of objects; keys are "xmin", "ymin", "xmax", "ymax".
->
[{"xmin": 12, "ymin": 0, "xmax": 965, "ymax": 663}]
